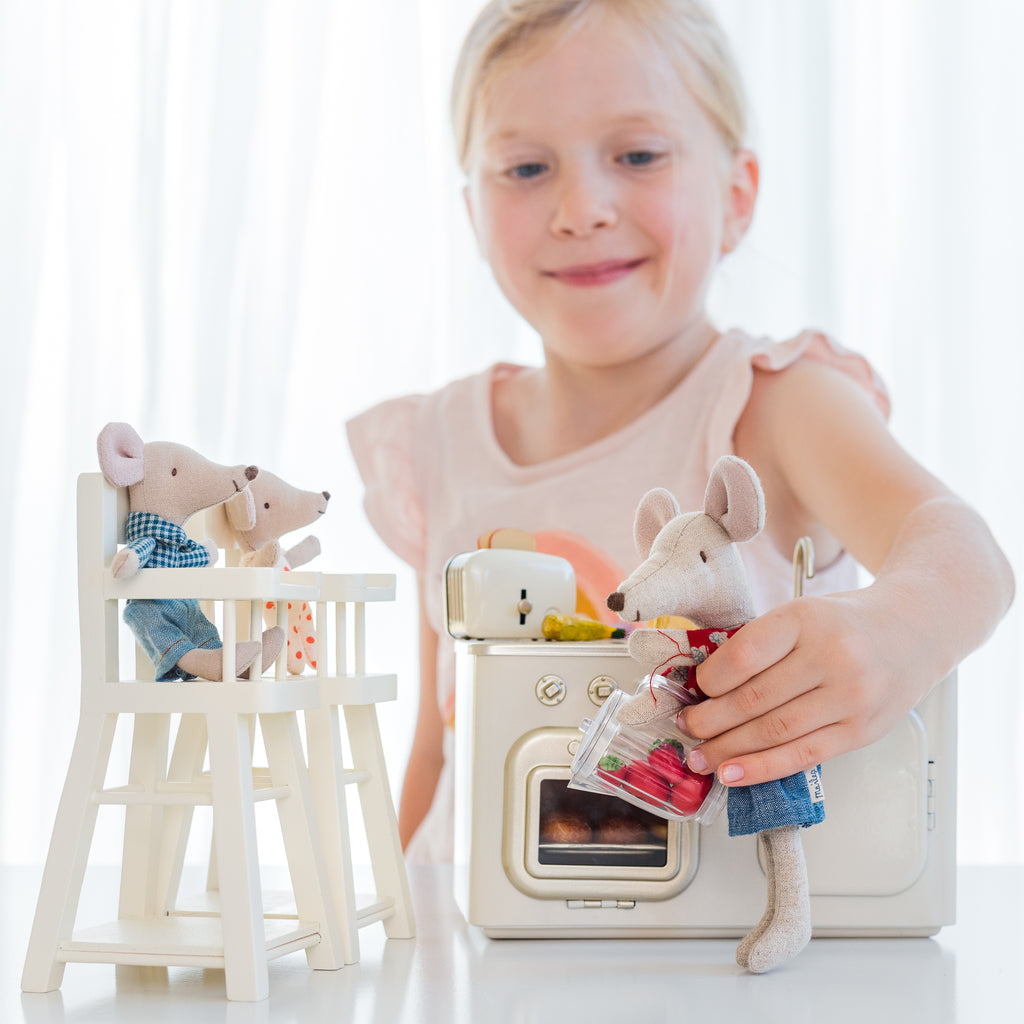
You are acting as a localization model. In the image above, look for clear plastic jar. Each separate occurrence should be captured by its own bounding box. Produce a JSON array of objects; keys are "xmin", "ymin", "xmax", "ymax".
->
[{"xmin": 569, "ymin": 674, "xmax": 727, "ymax": 825}]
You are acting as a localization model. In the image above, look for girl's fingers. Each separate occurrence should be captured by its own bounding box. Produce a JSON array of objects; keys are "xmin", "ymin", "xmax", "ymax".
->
[
  {"xmin": 702, "ymin": 722, "xmax": 852, "ymax": 789},
  {"xmin": 680, "ymin": 644, "xmax": 818, "ymax": 743},
  {"xmin": 693, "ymin": 604, "xmax": 802, "ymax": 699},
  {"xmin": 681, "ymin": 680, "xmax": 836, "ymax": 775}
]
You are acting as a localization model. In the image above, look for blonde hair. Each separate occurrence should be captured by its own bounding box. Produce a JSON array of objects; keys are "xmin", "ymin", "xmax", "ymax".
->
[{"xmin": 451, "ymin": 0, "xmax": 748, "ymax": 174}]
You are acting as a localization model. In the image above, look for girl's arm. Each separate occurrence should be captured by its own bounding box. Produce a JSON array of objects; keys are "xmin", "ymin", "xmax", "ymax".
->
[
  {"xmin": 397, "ymin": 579, "xmax": 445, "ymax": 848},
  {"xmin": 681, "ymin": 359, "xmax": 1014, "ymax": 787}
]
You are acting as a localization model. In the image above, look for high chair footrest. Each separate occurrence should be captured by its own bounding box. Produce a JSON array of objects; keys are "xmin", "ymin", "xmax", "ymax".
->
[
  {"xmin": 170, "ymin": 889, "xmax": 302, "ymax": 920},
  {"xmin": 171, "ymin": 889, "xmax": 395, "ymax": 929},
  {"xmin": 59, "ymin": 917, "xmax": 320, "ymax": 967},
  {"xmin": 355, "ymin": 895, "xmax": 397, "ymax": 927},
  {"xmin": 94, "ymin": 779, "xmax": 288, "ymax": 805}
]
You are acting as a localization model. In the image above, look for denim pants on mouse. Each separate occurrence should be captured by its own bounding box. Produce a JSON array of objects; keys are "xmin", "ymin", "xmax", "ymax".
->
[
  {"xmin": 123, "ymin": 598, "xmax": 222, "ymax": 681},
  {"xmin": 727, "ymin": 766, "xmax": 826, "ymax": 837}
]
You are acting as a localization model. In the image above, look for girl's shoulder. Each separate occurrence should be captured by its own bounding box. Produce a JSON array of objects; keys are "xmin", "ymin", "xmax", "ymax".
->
[
  {"xmin": 746, "ymin": 329, "xmax": 890, "ymax": 419},
  {"xmin": 736, "ymin": 329, "xmax": 890, "ymax": 470}
]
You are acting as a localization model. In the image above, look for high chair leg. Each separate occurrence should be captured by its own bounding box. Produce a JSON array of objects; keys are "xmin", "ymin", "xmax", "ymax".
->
[
  {"xmin": 204, "ymin": 713, "xmax": 256, "ymax": 900},
  {"xmin": 305, "ymin": 705, "xmax": 361, "ymax": 964},
  {"xmin": 205, "ymin": 710, "xmax": 268, "ymax": 1002},
  {"xmin": 155, "ymin": 713, "xmax": 209, "ymax": 913},
  {"xmin": 260, "ymin": 711, "xmax": 343, "ymax": 970},
  {"xmin": 343, "ymin": 704, "xmax": 415, "ymax": 939},
  {"xmin": 22, "ymin": 711, "xmax": 118, "ymax": 993},
  {"xmin": 119, "ymin": 713, "xmax": 171, "ymax": 920}
]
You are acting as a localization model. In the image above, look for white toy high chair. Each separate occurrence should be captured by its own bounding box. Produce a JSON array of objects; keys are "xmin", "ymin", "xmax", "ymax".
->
[
  {"xmin": 158, "ymin": 570, "xmax": 415, "ymax": 969},
  {"xmin": 21, "ymin": 474, "xmax": 413, "ymax": 1002}
]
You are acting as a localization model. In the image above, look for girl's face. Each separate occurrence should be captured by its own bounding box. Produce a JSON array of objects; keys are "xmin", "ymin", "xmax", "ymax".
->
[{"xmin": 465, "ymin": 11, "xmax": 757, "ymax": 371}]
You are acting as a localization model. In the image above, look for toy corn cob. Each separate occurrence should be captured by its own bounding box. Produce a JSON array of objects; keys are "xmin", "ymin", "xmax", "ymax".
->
[{"xmin": 542, "ymin": 612, "xmax": 626, "ymax": 641}]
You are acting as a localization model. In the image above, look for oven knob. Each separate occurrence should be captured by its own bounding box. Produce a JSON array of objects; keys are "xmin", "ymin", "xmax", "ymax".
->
[
  {"xmin": 535, "ymin": 674, "xmax": 566, "ymax": 706},
  {"xmin": 587, "ymin": 675, "xmax": 618, "ymax": 706}
]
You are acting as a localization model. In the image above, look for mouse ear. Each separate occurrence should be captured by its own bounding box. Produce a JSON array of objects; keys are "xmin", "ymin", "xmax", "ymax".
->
[
  {"xmin": 97, "ymin": 422, "xmax": 145, "ymax": 487},
  {"xmin": 704, "ymin": 456, "xmax": 765, "ymax": 543},
  {"xmin": 224, "ymin": 487, "xmax": 257, "ymax": 532},
  {"xmin": 633, "ymin": 488, "xmax": 681, "ymax": 559}
]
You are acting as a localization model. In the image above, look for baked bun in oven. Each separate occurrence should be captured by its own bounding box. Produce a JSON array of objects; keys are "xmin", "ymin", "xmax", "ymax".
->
[{"xmin": 540, "ymin": 812, "xmax": 593, "ymax": 845}]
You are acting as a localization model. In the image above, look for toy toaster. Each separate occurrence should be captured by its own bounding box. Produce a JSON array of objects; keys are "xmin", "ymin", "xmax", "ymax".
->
[{"xmin": 444, "ymin": 549, "xmax": 576, "ymax": 639}]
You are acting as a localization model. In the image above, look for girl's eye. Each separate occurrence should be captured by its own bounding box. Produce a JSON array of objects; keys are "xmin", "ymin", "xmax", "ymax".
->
[
  {"xmin": 620, "ymin": 150, "xmax": 661, "ymax": 168},
  {"xmin": 508, "ymin": 161, "xmax": 547, "ymax": 180}
]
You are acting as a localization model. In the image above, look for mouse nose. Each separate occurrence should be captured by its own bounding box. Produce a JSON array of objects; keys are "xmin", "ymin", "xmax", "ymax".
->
[
  {"xmin": 323, "ymin": 491, "xmax": 331, "ymax": 501},
  {"xmin": 607, "ymin": 592, "xmax": 625, "ymax": 612},
  {"xmin": 245, "ymin": 465, "xmax": 258, "ymax": 481}
]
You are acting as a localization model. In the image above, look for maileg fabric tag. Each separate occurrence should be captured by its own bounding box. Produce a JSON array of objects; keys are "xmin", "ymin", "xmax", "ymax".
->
[{"xmin": 805, "ymin": 765, "xmax": 825, "ymax": 805}]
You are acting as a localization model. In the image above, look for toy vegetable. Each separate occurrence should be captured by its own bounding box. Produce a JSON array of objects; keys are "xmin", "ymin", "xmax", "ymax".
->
[{"xmin": 541, "ymin": 612, "xmax": 625, "ymax": 641}]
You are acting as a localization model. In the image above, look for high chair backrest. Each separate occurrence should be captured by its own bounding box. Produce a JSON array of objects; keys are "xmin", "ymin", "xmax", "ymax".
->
[{"xmin": 77, "ymin": 473, "xmax": 126, "ymax": 695}]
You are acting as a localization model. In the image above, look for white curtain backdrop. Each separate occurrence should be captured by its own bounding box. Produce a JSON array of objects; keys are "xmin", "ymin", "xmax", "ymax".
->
[{"xmin": 1, "ymin": 0, "xmax": 1020, "ymax": 867}]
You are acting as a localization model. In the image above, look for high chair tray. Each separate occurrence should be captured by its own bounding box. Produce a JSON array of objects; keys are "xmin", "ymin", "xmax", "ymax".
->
[
  {"xmin": 104, "ymin": 566, "xmax": 321, "ymax": 601},
  {"xmin": 82, "ymin": 677, "xmax": 326, "ymax": 714}
]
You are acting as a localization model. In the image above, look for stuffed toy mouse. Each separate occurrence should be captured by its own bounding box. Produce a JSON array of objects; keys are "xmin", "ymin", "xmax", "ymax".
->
[
  {"xmin": 606, "ymin": 455, "xmax": 824, "ymax": 974},
  {"xmin": 210, "ymin": 470, "xmax": 330, "ymax": 673},
  {"xmin": 97, "ymin": 421, "xmax": 285, "ymax": 681}
]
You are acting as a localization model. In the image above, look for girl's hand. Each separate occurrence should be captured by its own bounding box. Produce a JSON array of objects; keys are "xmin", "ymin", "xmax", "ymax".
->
[{"xmin": 678, "ymin": 590, "xmax": 931, "ymax": 786}]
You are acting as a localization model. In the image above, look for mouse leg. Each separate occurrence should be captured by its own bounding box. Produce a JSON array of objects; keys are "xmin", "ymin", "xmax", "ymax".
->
[
  {"xmin": 739, "ymin": 825, "xmax": 812, "ymax": 974},
  {"xmin": 735, "ymin": 831, "xmax": 775, "ymax": 969}
]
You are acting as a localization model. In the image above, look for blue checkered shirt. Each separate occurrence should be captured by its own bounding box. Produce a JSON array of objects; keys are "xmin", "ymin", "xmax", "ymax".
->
[{"xmin": 123, "ymin": 512, "xmax": 213, "ymax": 569}]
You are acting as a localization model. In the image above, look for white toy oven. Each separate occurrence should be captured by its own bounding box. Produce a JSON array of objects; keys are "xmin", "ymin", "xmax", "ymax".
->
[{"xmin": 453, "ymin": 638, "xmax": 956, "ymax": 939}]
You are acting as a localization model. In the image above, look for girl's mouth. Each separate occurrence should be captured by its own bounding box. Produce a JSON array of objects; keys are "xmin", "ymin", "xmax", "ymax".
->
[{"xmin": 543, "ymin": 258, "xmax": 647, "ymax": 287}]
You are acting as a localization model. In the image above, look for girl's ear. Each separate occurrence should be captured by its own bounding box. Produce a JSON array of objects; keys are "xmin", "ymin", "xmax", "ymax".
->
[
  {"xmin": 463, "ymin": 184, "xmax": 478, "ymax": 237},
  {"xmin": 463, "ymin": 182, "xmax": 487, "ymax": 260},
  {"xmin": 720, "ymin": 148, "xmax": 759, "ymax": 255}
]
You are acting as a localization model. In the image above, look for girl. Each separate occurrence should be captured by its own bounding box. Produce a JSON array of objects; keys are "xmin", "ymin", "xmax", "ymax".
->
[{"xmin": 347, "ymin": 0, "xmax": 1013, "ymax": 861}]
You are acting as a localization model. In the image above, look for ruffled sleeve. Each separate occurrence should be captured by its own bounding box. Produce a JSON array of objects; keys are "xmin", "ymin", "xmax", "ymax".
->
[
  {"xmin": 346, "ymin": 395, "xmax": 428, "ymax": 574},
  {"xmin": 705, "ymin": 329, "xmax": 890, "ymax": 472},
  {"xmin": 751, "ymin": 330, "xmax": 890, "ymax": 419}
]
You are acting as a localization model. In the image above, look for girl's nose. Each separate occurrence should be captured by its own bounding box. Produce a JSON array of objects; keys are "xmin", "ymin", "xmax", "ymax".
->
[{"xmin": 550, "ymin": 168, "xmax": 617, "ymax": 237}]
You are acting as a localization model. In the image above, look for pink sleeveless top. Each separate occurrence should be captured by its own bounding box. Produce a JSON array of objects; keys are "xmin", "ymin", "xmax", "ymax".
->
[{"xmin": 346, "ymin": 328, "xmax": 888, "ymax": 861}]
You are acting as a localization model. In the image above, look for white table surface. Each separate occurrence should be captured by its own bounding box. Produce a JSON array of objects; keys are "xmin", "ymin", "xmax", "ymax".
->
[{"xmin": 5, "ymin": 863, "xmax": 1022, "ymax": 1022}]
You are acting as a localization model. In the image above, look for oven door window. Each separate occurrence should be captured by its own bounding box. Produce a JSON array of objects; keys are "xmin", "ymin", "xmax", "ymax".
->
[
  {"xmin": 538, "ymin": 779, "xmax": 668, "ymax": 868},
  {"xmin": 520, "ymin": 764, "xmax": 692, "ymax": 887},
  {"xmin": 502, "ymin": 729, "xmax": 697, "ymax": 899}
]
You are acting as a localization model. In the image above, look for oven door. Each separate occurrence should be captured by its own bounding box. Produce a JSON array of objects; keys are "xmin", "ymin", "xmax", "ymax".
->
[{"xmin": 502, "ymin": 727, "xmax": 699, "ymax": 901}]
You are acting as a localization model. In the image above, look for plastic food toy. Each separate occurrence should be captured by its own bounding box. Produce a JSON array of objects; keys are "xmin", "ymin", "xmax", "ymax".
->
[
  {"xmin": 604, "ymin": 455, "xmax": 824, "ymax": 974},
  {"xmin": 96, "ymin": 422, "xmax": 285, "ymax": 681},
  {"xmin": 570, "ymin": 672, "xmax": 726, "ymax": 823},
  {"xmin": 541, "ymin": 612, "xmax": 625, "ymax": 641},
  {"xmin": 212, "ymin": 470, "xmax": 330, "ymax": 673}
]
